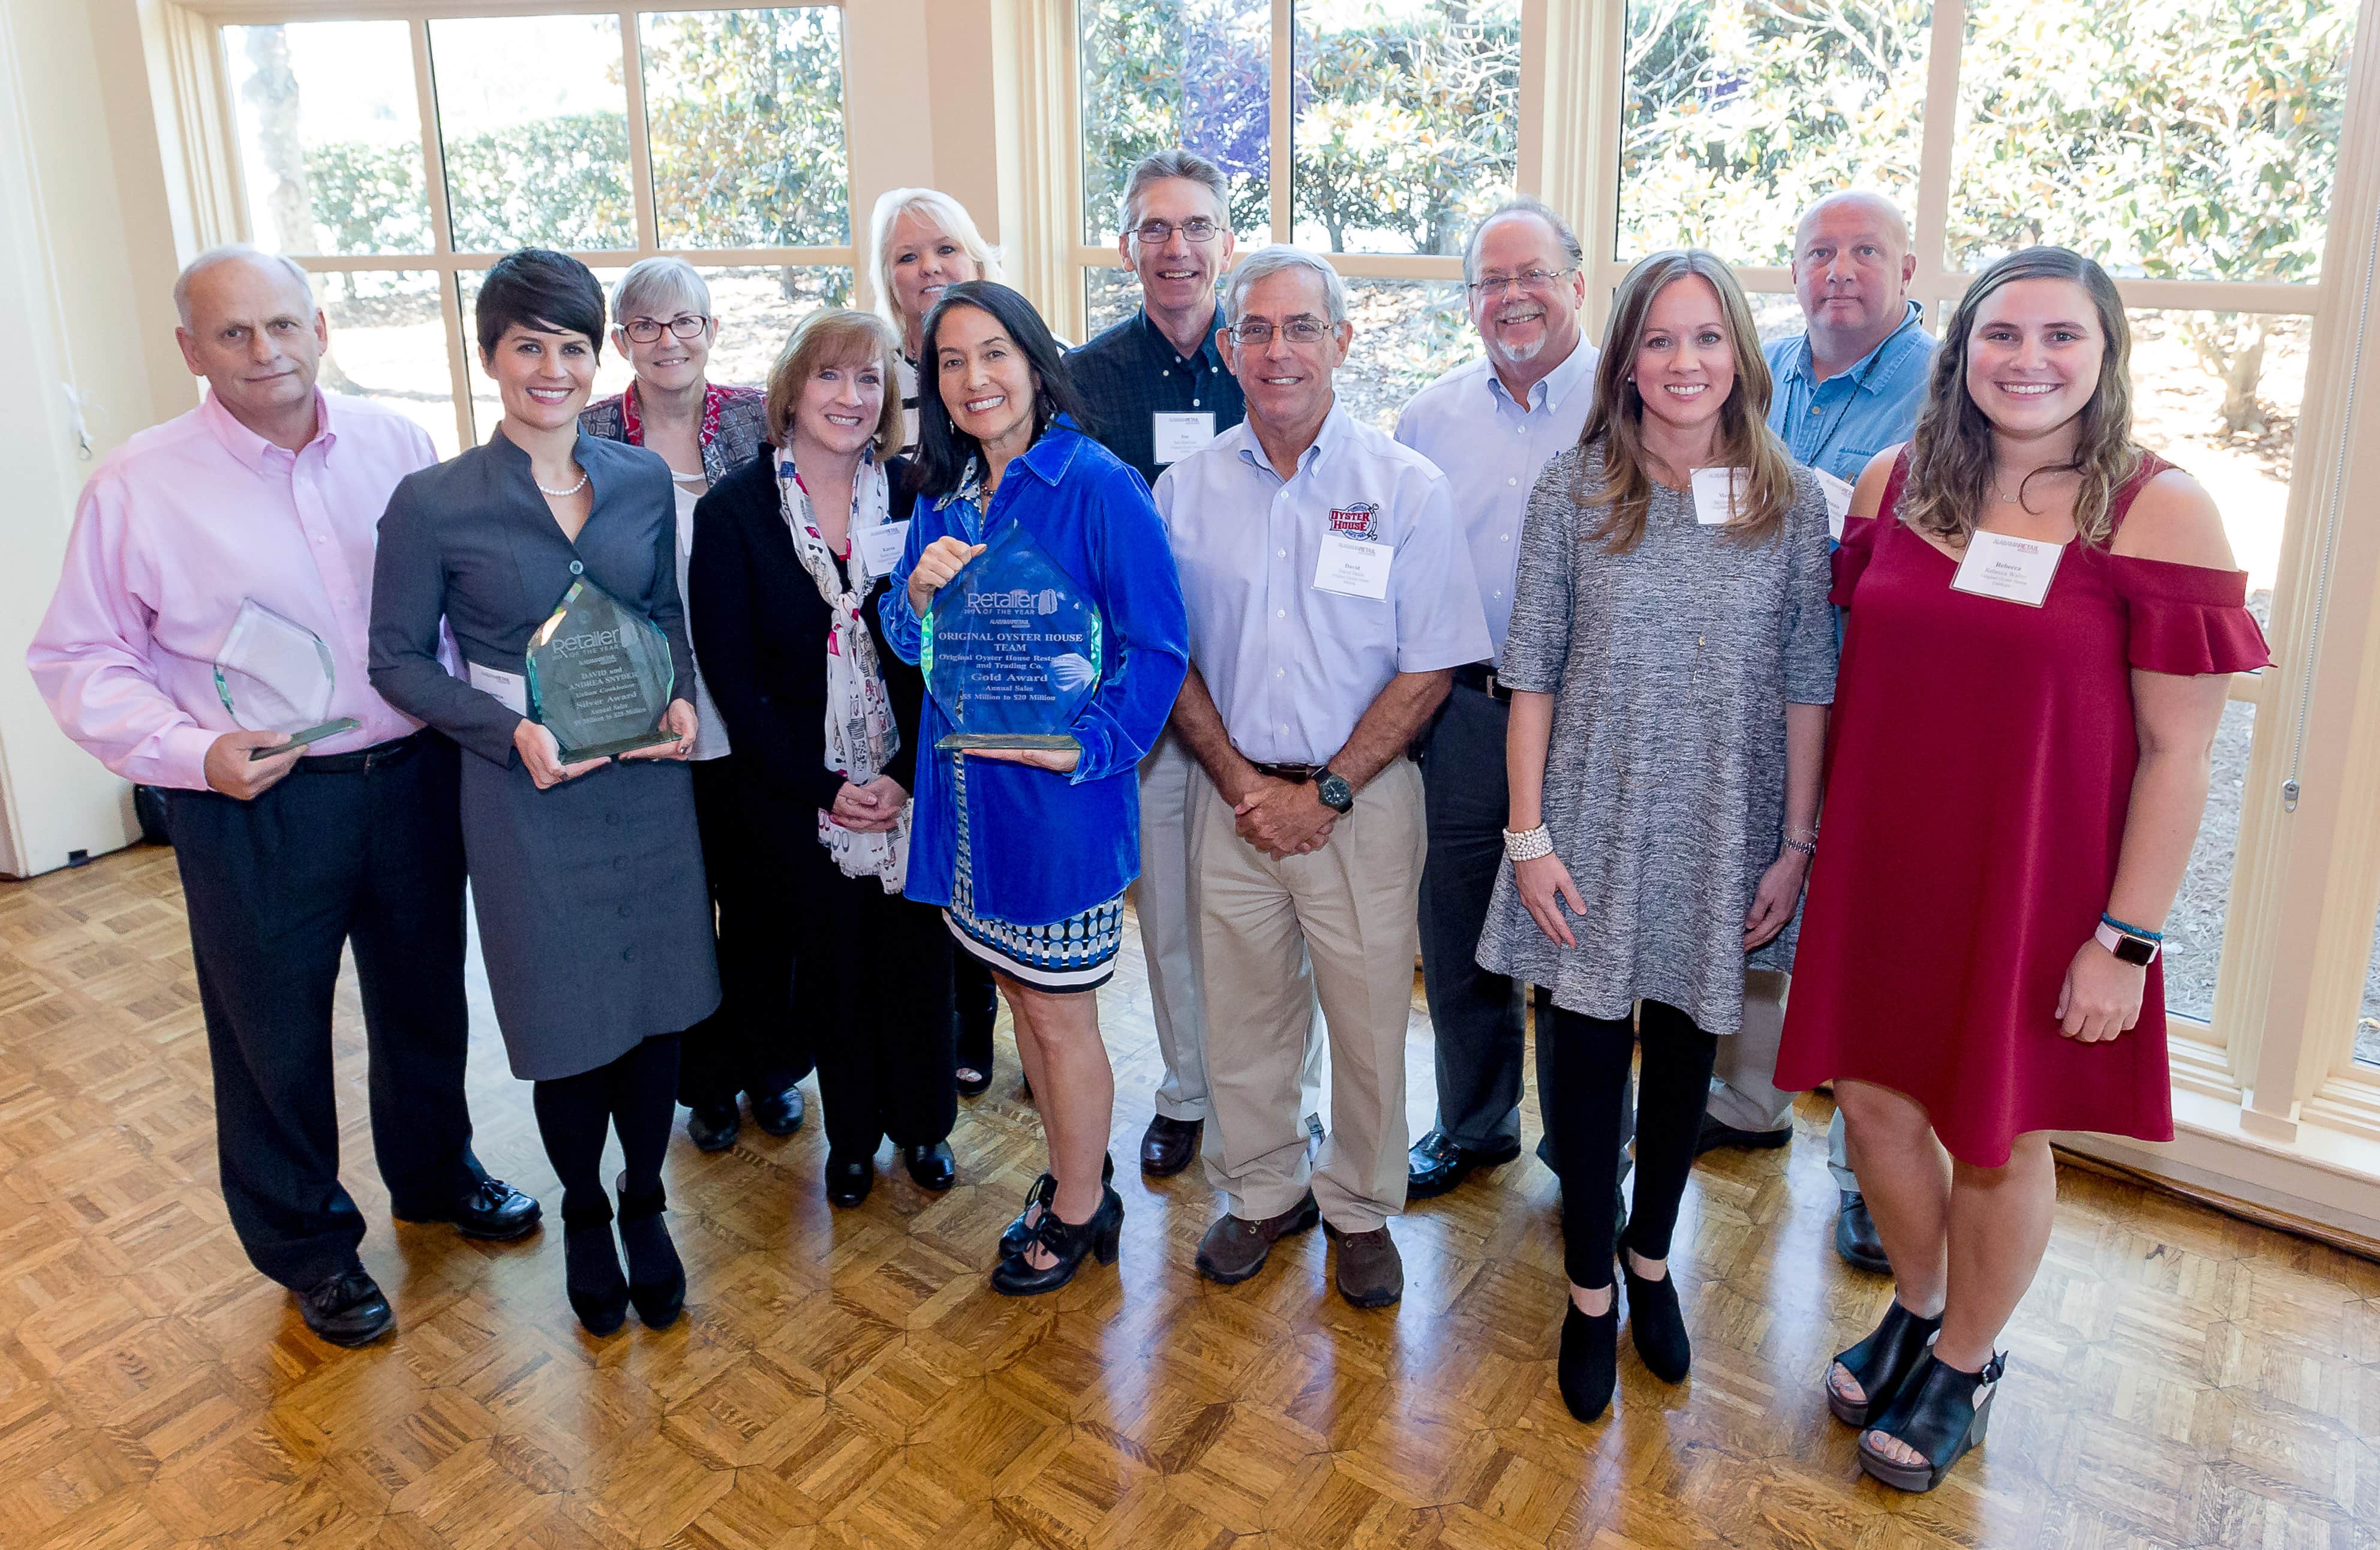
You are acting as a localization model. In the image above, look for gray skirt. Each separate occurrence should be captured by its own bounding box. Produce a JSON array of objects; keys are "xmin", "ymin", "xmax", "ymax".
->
[{"xmin": 459, "ymin": 752, "xmax": 721, "ymax": 1080}]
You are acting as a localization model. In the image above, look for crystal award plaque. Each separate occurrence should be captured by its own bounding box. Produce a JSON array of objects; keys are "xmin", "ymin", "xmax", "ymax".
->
[
  {"xmin": 212, "ymin": 599, "xmax": 360, "ymax": 759},
  {"xmin": 524, "ymin": 578, "xmax": 678, "ymax": 762},
  {"xmin": 922, "ymin": 521, "xmax": 1104, "ymax": 752}
]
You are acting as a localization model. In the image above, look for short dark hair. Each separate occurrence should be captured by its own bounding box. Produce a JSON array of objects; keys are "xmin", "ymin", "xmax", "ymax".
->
[
  {"xmin": 475, "ymin": 248, "xmax": 606, "ymax": 361},
  {"xmin": 913, "ymin": 281, "xmax": 1091, "ymax": 497}
]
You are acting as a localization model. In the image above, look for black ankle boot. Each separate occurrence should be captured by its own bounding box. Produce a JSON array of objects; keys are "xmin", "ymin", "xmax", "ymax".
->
[
  {"xmin": 563, "ymin": 1210, "xmax": 629, "ymax": 1336},
  {"xmin": 614, "ymin": 1172, "xmax": 684, "ymax": 1329},
  {"xmin": 1557, "ymin": 1297, "xmax": 1619, "ymax": 1422},
  {"xmin": 1619, "ymin": 1247, "xmax": 1691, "ymax": 1383}
]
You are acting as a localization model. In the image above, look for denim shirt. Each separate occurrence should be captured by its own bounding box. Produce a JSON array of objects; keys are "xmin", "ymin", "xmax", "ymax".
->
[
  {"xmin": 878, "ymin": 417, "xmax": 1190, "ymax": 924},
  {"xmin": 1763, "ymin": 301, "xmax": 1934, "ymax": 483}
]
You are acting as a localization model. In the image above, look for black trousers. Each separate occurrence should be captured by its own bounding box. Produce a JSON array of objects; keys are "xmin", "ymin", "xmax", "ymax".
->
[
  {"xmin": 679, "ymin": 756, "xmax": 806, "ymax": 1110},
  {"xmin": 168, "ymin": 732, "xmax": 485, "ymax": 1290},
  {"xmin": 954, "ymin": 953, "xmax": 997, "ymax": 1076},
  {"xmin": 1538, "ymin": 999, "xmax": 1719, "ymax": 1290}
]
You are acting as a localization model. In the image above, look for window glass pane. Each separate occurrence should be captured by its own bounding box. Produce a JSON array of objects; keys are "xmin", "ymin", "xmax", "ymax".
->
[
  {"xmin": 1080, "ymin": 0, "xmax": 1272, "ymax": 247},
  {"xmin": 1619, "ymin": 1, "xmax": 1930, "ymax": 266},
  {"xmin": 311, "ymin": 271, "xmax": 458, "ymax": 457},
  {"xmin": 1951, "ymin": 0, "xmax": 2356, "ymax": 281},
  {"xmin": 456, "ymin": 268, "xmax": 633, "ymax": 444},
  {"xmin": 693, "ymin": 265, "xmax": 855, "ymax": 390},
  {"xmin": 1086, "ymin": 266, "xmax": 1140, "ymax": 338},
  {"xmin": 223, "ymin": 22, "xmax": 428, "ymax": 256},
  {"xmin": 2126, "ymin": 310, "xmax": 2307, "ymax": 597},
  {"xmin": 431, "ymin": 14, "xmax": 635, "ymax": 252},
  {"xmin": 1340, "ymin": 277, "xmax": 1470, "ymax": 430},
  {"xmin": 641, "ymin": 8, "xmax": 850, "ymax": 249},
  {"xmin": 2166, "ymin": 700, "xmax": 2255, "ymax": 1024},
  {"xmin": 1294, "ymin": 0, "xmax": 1520, "ymax": 256},
  {"xmin": 2358, "ymin": 905, "xmax": 2380, "ymax": 1070}
]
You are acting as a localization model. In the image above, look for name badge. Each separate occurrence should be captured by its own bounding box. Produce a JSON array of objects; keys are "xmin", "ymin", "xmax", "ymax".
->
[
  {"xmin": 467, "ymin": 660, "xmax": 528, "ymax": 716},
  {"xmin": 857, "ymin": 518, "xmax": 910, "ymax": 579},
  {"xmin": 1312, "ymin": 531, "xmax": 1393, "ymax": 599},
  {"xmin": 1813, "ymin": 468, "xmax": 1856, "ymax": 541},
  {"xmin": 1950, "ymin": 530, "xmax": 2063, "ymax": 608},
  {"xmin": 1152, "ymin": 411, "xmax": 1216, "ymax": 465},
  {"xmin": 1690, "ymin": 467, "xmax": 1751, "ymax": 526}
]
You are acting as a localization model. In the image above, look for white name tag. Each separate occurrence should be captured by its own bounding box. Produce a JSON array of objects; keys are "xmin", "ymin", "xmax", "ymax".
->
[
  {"xmin": 857, "ymin": 518, "xmax": 910, "ymax": 579},
  {"xmin": 467, "ymin": 660, "xmax": 528, "ymax": 716},
  {"xmin": 1312, "ymin": 531, "xmax": 1394, "ymax": 599},
  {"xmin": 1152, "ymin": 411, "xmax": 1216, "ymax": 465},
  {"xmin": 1813, "ymin": 468, "xmax": 1856, "ymax": 541},
  {"xmin": 1691, "ymin": 467, "xmax": 1751, "ymax": 526},
  {"xmin": 1950, "ymin": 530, "xmax": 2063, "ymax": 607}
]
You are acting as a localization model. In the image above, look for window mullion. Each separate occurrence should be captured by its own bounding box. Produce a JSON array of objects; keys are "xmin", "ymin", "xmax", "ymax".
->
[
  {"xmin": 408, "ymin": 16, "xmax": 474, "ymax": 451},
  {"xmin": 1269, "ymin": 0, "xmax": 1291, "ymax": 244},
  {"xmin": 1909, "ymin": 0, "xmax": 1966, "ymax": 299},
  {"xmin": 621, "ymin": 8, "xmax": 660, "ymax": 253}
]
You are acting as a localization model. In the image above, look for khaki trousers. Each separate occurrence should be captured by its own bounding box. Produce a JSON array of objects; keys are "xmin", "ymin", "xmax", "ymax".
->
[
  {"xmin": 1194, "ymin": 758, "xmax": 1426, "ymax": 1232},
  {"xmin": 1707, "ymin": 968, "xmax": 1857, "ymax": 1191}
]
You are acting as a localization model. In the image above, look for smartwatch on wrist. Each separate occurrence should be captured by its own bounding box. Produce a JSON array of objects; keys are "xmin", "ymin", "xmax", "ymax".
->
[
  {"xmin": 1314, "ymin": 767, "xmax": 1354, "ymax": 815},
  {"xmin": 2093, "ymin": 919, "xmax": 2160, "ymax": 966}
]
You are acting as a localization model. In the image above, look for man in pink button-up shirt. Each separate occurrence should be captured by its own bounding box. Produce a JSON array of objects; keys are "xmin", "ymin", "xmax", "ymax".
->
[{"xmin": 28, "ymin": 247, "xmax": 541, "ymax": 1347}]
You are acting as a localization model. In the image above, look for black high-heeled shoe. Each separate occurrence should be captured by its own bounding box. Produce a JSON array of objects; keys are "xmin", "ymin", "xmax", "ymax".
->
[
  {"xmin": 614, "ymin": 1173, "xmax": 684, "ymax": 1329},
  {"xmin": 563, "ymin": 1218, "xmax": 629, "ymax": 1336},
  {"xmin": 1619, "ymin": 1248, "xmax": 1691, "ymax": 1383},
  {"xmin": 1556, "ymin": 1297, "xmax": 1619, "ymax": 1422},
  {"xmin": 999, "ymin": 1152, "xmax": 1114, "ymax": 1259},
  {"xmin": 1828, "ymin": 1301, "xmax": 1944, "ymax": 1427},
  {"xmin": 1858, "ymin": 1348, "xmax": 2007, "ymax": 1493},
  {"xmin": 991, "ymin": 1184, "xmax": 1123, "ymax": 1296}
]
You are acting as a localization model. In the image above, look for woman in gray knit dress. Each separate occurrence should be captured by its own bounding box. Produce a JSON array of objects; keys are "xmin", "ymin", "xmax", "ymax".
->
[{"xmin": 1475, "ymin": 250, "xmax": 1836, "ymax": 1423}]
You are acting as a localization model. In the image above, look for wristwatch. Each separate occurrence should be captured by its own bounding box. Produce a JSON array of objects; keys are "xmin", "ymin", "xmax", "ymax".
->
[
  {"xmin": 1314, "ymin": 767, "xmax": 1354, "ymax": 815},
  {"xmin": 2094, "ymin": 919, "xmax": 2160, "ymax": 966}
]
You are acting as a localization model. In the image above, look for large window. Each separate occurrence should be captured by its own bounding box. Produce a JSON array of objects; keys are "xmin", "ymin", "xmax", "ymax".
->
[{"xmin": 217, "ymin": 5, "xmax": 855, "ymax": 454}]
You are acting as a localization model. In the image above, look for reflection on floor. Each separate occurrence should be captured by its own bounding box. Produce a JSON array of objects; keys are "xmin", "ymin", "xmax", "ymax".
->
[{"xmin": 2, "ymin": 844, "xmax": 2375, "ymax": 1548}]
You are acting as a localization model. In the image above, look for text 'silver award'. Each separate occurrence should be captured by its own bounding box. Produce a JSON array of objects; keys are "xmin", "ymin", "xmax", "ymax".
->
[
  {"xmin": 922, "ymin": 521, "xmax": 1103, "ymax": 753},
  {"xmin": 213, "ymin": 599, "xmax": 360, "ymax": 759},
  {"xmin": 525, "ymin": 578, "xmax": 677, "ymax": 761}
]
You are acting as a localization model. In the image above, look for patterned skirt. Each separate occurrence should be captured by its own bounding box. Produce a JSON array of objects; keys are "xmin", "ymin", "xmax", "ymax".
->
[{"xmin": 941, "ymin": 758, "xmax": 1124, "ymax": 992}]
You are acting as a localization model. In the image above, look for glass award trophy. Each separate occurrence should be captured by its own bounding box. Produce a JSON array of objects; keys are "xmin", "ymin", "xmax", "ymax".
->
[
  {"xmin": 524, "ymin": 578, "xmax": 678, "ymax": 761},
  {"xmin": 922, "ymin": 521, "xmax": 1104, "ymax": 752},
  {"xmin": 212, "ymin": 599, "xmax": 360, "ymax": 761}
]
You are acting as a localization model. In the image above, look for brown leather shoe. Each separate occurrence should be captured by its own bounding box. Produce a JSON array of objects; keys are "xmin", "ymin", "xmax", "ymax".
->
[
  {"xmin": 1194, "ymin": 1192, "xmax": 1320, "ymax": 1284},
  {"xmin": 1140, "ymin": 1113, "xmax": 1201, "ymax": 1176},
  {"xmin": 1325, "ymin": 1221, "xmax": 1404, "ymax": 1308}
]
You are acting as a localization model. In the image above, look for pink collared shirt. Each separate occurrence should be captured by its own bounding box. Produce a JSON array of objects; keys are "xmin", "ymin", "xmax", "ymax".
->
[{"xmin": 28, "ymin": 390, "xmax": 439, "ymax": 791}]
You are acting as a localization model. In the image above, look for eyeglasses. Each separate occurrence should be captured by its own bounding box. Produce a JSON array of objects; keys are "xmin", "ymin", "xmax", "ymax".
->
[
  {"xmin": 1225, "ymin": 318, "xmax": 1332, "ymax": 346},
  {"xmin": 1131, "ymin": 218, "xmax": 1223, "ymax": 245},
  {"xmin": 1465, "ymin": 268, "xmax": 1578, "ymax": 301},
  {"xmin": 621, "ymin": 314, "xmax": 709, "ymax": 343}
]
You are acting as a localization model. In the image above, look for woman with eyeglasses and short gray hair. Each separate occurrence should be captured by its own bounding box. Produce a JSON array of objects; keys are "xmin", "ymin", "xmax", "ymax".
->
[{"xmin": 581, "ymin": 257, "xmax": 803, "ymax": 1159}]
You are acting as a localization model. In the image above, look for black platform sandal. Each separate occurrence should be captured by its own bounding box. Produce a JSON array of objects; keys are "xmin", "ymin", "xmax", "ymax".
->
[
  {"xmin": 999, "ymin": 1153, "xmax": 1114, "ymax": 1259},
  {"xmin": 991, "ymin": 1184, "xmax": 1123, "ymax": 1296},
  {"xmin": 1858, "ymin": 1348, "xmax": 2006, "ymax": 1493},
  {"xmin": 1828, "ymin": 1301, "xmax": 1943, "ymax": 1427}
]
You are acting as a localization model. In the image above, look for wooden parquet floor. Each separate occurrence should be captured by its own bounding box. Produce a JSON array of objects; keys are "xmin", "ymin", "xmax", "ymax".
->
[{"xmin": 2, "ymin": 846, "xmax": 2376, "ymax": 1549}]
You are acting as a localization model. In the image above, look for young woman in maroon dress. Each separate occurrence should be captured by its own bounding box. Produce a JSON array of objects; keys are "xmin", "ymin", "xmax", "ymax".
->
[{"xmin": 1773, "ymin": 247, "xmax": 2268, "ymax": 1492}]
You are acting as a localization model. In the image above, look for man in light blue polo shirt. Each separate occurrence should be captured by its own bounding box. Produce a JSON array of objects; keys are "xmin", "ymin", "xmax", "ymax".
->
[
  {"xmin": 1703, "ymin": 190, "xmax": 1936, "ymax": 1278},
  {"xmin": 1157, "ymin": 245, "xmax": 1488, "ymax": 1309}
]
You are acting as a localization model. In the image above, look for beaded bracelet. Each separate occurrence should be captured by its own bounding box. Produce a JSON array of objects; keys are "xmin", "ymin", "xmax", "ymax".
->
[
  {"xmin": 1780, "ymin": 834, "xmax": 1817, "ymax": 858},
  {"xmin": 2101, "ymin": 911, "xmax": 2163, "ymax": 942},
  {"xmin": 1502, "ymin": 824, "xmax": 1554, "ymax": 863}
]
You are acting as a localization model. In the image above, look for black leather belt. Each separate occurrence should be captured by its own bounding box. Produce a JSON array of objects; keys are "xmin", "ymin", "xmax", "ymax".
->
[
  {"xmin": 1250, "ymin": 761, "xmax": 1324, "ymax": 783},
  {"xmin": 1453, "ymin": 662, "xmax": 1513, "ymax": 702},
  {"xmin": 294, "ymin": 729, "xmax": 426, "ymax": 774}
]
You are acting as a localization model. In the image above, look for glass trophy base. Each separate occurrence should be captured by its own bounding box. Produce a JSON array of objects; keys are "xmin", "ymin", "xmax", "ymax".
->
[
  {"xmin": 557, "ymin": 726, "xmax": 680, "ymax": 762},
  {"xmin": 246, "ymin": 717, "xmax": 360, "ymax": 760},
  {"xmin": 936, "ymin": 732, "xmax": 1083, "ymax": 753}
]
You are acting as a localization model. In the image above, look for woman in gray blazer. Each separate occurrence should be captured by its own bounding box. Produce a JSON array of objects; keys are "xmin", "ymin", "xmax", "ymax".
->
[{"xmin": 370, "ymin": 249, "xmax": 720, "ymax": 1337}]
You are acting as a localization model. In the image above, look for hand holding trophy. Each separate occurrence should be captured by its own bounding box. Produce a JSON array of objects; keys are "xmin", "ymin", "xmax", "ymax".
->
[{"xmin": 918, "ymin": 522, "xmax": 1102, "ymax": 773}]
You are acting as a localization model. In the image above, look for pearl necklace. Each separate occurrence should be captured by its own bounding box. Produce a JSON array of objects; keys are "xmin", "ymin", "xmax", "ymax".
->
[{"xmin": 536, "ymin": 468, "xmax": 589, "ymax": 498}]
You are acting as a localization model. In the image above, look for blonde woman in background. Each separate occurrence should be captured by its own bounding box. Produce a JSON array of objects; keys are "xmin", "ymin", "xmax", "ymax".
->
[{"xmin": 867, "ymin": 188, "xmax": 1002, "ymax": 457}]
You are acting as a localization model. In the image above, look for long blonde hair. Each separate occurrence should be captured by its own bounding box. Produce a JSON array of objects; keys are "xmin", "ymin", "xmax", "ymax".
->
[
  {"xmin": 866, "ymin": 188, "xmax": 1002, "ymax": 338},
  {"xmin": 1902, "ymin": 246, "xmax": 2141, "ymax": 546},
  {"xmin": 1573, "ymin": 250, "xmax": 1795, "ymax": 552}
]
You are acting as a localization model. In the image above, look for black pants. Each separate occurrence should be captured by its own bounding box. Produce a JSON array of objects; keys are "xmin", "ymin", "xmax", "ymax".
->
[
  {"xmin": 1539, "ymin": 999, "xmax": 1719, "ymax": 1290},
  {"xmin": 168, "ymin": 732, "xmax": 485, "ymax": 1290},
  {"xmin": 678, "ymin": 756, "xmax": 806, "ymax": 1110},
  {"xmin": 954, "ymin": 953, "xmax": 997, "ymax": 1077},
  {"xmin": 532, "ymin": 1034, "xmax": 680, "ymax": 1228},
  {"xmin": 793, "ymin": 847, "xmax": 957, "ymax": 1157}
]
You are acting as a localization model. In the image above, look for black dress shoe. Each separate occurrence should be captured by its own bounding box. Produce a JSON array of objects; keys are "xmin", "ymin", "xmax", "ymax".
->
[
  {"xmin": 1836, "ymin": 1189, "xmax": 1892, "ymax": 1274},
  {"xmin": 615, "ymin": 1173, "xmax": 684, "ymax": 1329},
  {"xmin": 1693, "ymin": 1113, "xmax": 1793, "ymax": 1156},
  {"xmin": 1000, "ymin": 1153, "xmax": 1114, "ymax": 1258},
  {"xmin": 298, "ymin": 1267, "xmax": 393, "ymax": 1347},
  {"xmin": 686, "ymin": 1101, "xmax": 740, "ymax": 1152},
  {"xmin": 395, "ymin": 1176, "xmax": 543, "ymax": 1241},
  {"xmin": 991, "ymin": 1185, "xmax": 1123, "ymax": 1296},
  {"xmin": 1406, "ymin": 1128, "xmax": 1522, "ymax": 1200},
  {"xmin": 903, "ymin": 1140, "xmax": 956, "ymax": 1191},
  {"xmin": 563, "ymin": 1221, "xmax": 629, "ymax": 1336},
  {"xmin": 750, "ymin": 1086, "xmax": 804, "ymax": 1138},
  {"xmin": 1139, "ymin": 1113, "xmax": 1201, "ymax": 1176},
  {"xmin": 827, "ymin": 1154, "xmax": 875, "ymax": 1207},
  {"xmin": 1557, "ymin": 1298, "xmax": 1618, "ymax": 1422}
]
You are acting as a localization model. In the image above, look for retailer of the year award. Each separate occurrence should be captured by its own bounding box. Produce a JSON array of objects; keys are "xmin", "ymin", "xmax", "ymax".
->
[
  {"xmin": 525, "ymin": 578, "xmax": 678, "ymax": 761},
  {"xmin": 922, "ymin": 522, "xmax": 1103, "ymax": 753},
  {"xmin": 213, "ymin": 598, "xmax": 360, "ymax": 760}
]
